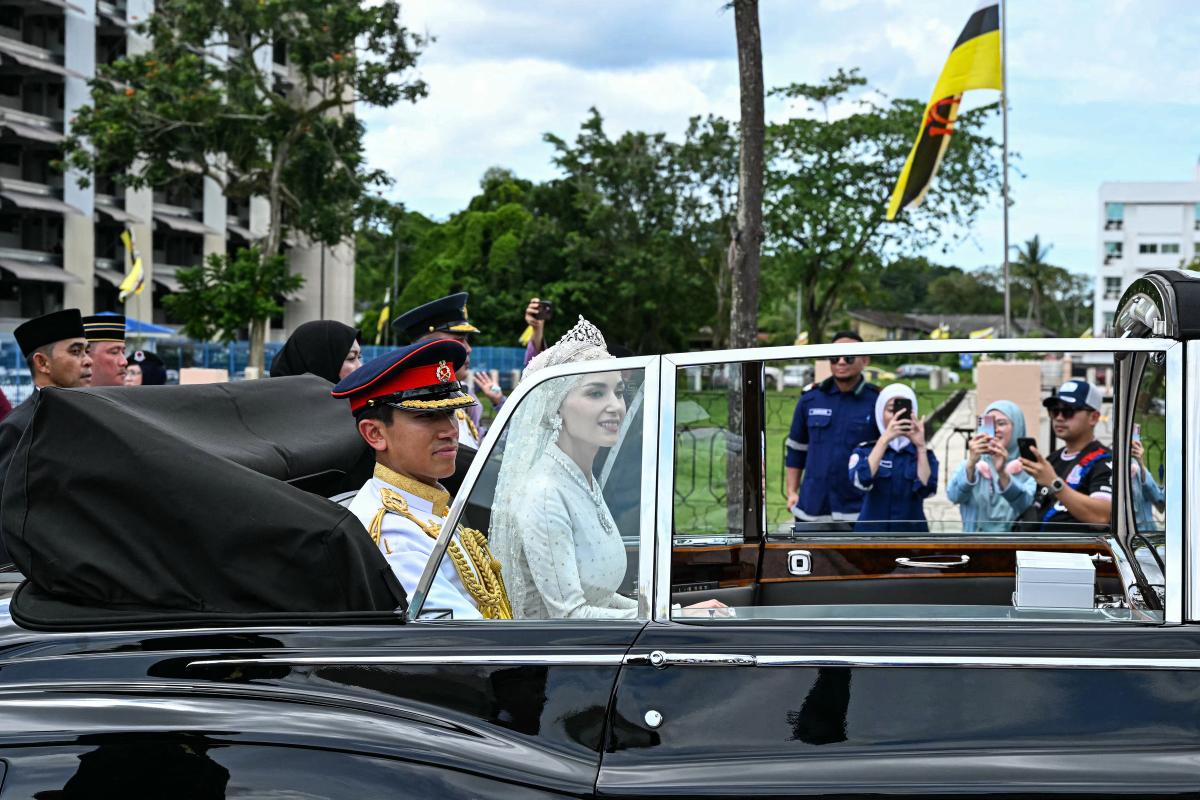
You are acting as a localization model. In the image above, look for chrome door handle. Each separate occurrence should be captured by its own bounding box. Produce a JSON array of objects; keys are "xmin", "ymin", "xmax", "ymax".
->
[
  {"xmin": 625, "ymin": 650, "xmax": 758, "ymax": 669},
  {"xmin": 895, "ymin": 555, "xmax": 970, "ymax": 569}
]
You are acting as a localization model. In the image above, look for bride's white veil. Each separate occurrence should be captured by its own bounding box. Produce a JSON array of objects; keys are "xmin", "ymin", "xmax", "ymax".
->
[{"xmin": 489, "ymin": 317, "xmax": 614, "ymax": 603}]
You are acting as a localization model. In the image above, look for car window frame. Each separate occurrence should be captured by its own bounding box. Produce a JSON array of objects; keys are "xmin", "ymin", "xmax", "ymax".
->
[
  {"xmin": 655, "ymin": 337, "xmax": 1183, "ymax": 626},
  {"xmin": 408, "ymin": 354, "xmax": 660, "ymax": 622}
]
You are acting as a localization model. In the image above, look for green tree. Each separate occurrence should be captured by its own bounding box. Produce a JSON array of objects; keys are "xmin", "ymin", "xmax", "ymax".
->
[
  {"xmin": 164, "ymin": 247, "xmax": 303, "ymax": 350},
  {"xmin": 1012, "ymin": 235, "xmax": 1069, "ymax": 330},
  {"xmin": 924, "ymin": 271, "xmax": 1004, "ymax": 315},
  {"xmin": 763, "ymin": 68, "xmax": 1001, "ymax": 343},
  {"xmin": 62, "ymin": 0, "xmax": 427, "ymax": 372}
]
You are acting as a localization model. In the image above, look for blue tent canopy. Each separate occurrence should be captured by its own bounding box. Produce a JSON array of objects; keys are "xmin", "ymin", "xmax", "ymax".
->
[{"xmin": 96, "ymin": 311, "xmax": 175, "ymax": 336}]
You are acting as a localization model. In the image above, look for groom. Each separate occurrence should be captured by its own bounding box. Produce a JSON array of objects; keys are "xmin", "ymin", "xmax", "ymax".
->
[{"xmin": 332, "ymin": 339, "xmax": 511, "ymax": 620}]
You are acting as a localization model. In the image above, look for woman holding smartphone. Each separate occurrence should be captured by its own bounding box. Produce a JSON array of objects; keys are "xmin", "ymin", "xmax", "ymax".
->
[
  {"xmin": 946, "ymin": 400, "xmax": 1036, "ymax": 532},
  {"xmin": 848, "ymin": 384, "xmax": 938, "ymax": 533}
]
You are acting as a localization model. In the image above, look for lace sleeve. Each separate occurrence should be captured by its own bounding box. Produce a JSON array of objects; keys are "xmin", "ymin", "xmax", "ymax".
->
[{"xmin": 520, "ymin": 487, "xmax": 637, "ymax": 620}]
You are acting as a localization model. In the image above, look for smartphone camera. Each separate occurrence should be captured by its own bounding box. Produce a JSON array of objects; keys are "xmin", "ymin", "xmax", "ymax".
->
[{"xmin": 535, "ymin": 301, "xmax": 554, "ymax": 322}]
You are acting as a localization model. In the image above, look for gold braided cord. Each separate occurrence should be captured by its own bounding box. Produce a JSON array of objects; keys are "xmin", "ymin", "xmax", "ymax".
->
[
  {"xmin": 373, "ymin": 463, "xmax": 450, "ymax": 516},
  {"xmin": 375, "ymin": 487, "xmax": 512, "ymax": 620},
  {"xmin": 456, "ymin": 409, "xmax": 480, "ymax": 443},
  {"xmin": 392, "ymin": 395, "xmax": 478, "ymax": 410}
]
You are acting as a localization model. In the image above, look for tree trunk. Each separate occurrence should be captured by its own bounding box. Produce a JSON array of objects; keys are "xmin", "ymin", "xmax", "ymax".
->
[
  {"xmin": 727, "ymin": 0, "xmax": 764, "ymax": 351},
  {"xmin": 726, "ymin": 0, "xmax": 764, "ymax": 534},
  {"xmin": 248, "ymin": 317, "xmax": 267, "ymax": 377}
]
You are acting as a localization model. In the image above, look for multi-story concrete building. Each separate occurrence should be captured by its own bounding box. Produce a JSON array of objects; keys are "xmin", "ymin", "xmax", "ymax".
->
[
  {"xmin": 0, "ymin": 0, "xmax": 352, "ymax": 335},
  {"xmin": 1095, "ymin": 165, "xmax": 1200, "ymax": 334}
]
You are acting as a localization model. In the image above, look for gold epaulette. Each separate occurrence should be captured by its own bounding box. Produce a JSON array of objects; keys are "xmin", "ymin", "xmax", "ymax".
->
[{"xmin": 369, "ymin": 487, "xmax": 511, "ymax": 620}]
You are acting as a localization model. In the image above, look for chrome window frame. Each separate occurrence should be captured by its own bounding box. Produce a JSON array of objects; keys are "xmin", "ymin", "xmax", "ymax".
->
[
  {"xmin": 654, "ymin": 337, "xmax": 1181, "ymax": 625},
  {"xmin": 408, "ymin": 355, "xmax": 658, "ymax": 621}
]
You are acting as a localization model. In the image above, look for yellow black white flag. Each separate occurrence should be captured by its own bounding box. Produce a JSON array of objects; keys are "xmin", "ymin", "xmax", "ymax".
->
[
  {"xmin": 118, "ymin": 228, "xmax": 145, "ymax": 302},
  {"xmin": 887, "ymin": 0, "xmax": 1002, "ymax": 220}
]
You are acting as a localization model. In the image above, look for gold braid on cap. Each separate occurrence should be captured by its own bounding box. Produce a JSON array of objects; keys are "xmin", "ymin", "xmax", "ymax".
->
[{"xmin": 367, "ymin": 487, "xmax": 511, "ymax": 620}]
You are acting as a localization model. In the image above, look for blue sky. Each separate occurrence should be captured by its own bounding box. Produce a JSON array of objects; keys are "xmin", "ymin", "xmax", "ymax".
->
[{"xmin": 362, "ymin": 0, "xmax": 1200, "ymax": 276}]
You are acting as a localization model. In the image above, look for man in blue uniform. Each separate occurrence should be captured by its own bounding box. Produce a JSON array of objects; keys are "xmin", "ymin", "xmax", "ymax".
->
[{"xmin": 785, "ymin": 331, "xmax": 880, "ymax": 528}]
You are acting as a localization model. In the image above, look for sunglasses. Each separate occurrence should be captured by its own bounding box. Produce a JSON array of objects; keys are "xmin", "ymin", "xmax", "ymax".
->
[
  {"xmin": 828, "ymin": 355, "xmax": 857, "ymax": 365},
  {"xmin": 1047, "ymin": 406, "xmax": 1080, "ymax": 420}
]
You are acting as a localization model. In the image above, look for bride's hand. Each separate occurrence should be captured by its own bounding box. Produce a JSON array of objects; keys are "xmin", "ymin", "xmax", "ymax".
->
[{"xmin": 681, "ymin": 598, "xmax": 735, "ymax": 618}]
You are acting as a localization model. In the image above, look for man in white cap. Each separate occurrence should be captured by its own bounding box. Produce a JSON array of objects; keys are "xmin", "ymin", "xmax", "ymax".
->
[{"xmin": 1020, "ymin": 379, "xmax": 1112, "ymax": 530}]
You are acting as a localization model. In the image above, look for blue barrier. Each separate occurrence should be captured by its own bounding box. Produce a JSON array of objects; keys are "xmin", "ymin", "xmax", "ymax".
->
[{"xmin": 0, "ymin": 334, "xmax": 528, "ymax": 398}]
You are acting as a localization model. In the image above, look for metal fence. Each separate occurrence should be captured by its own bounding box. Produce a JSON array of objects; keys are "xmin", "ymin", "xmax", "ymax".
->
[{"xmin": 0, "ymin": 333, "xmax": 528, "ymax": 403}]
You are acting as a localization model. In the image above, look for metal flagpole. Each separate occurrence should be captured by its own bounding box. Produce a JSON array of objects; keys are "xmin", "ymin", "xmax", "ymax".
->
[{"xmin": 1001, "ymin": 0, "xmax": 1011, "ymax": 339}]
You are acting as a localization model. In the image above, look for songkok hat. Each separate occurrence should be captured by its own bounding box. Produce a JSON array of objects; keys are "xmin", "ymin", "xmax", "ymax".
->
[
  {"xmin": 130, "ymin": 349, "xmax": 167, "ymax": 385},
  {"xmin": 82, "ymin": 313, "xmax": 126, "ymax": 343},
  {"xmin": 332, "ymin": 339, "xmax": 478, "ymax": 415},
  {"xmin": 14, "ymin": 309, "xmax": 85, "ymax": 358},
  {"xmin": 392, "ymin": 292, "xmax": 479, "ymax": 342}
]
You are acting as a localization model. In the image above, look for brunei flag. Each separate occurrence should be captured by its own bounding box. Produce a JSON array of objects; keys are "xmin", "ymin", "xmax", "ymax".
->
[
  {"xmin": 886, "ymin": 0, "xmax": 1002, "ymax": 220},
  {"xmin": 375, "ymin": 286, "xmax": 391, "ymax": 345}
]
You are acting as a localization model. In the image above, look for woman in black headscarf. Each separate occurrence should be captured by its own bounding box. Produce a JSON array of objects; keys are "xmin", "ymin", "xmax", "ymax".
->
[{"xmin": 270, "ymin": 321, "xmax": 362, "ymax": 384}]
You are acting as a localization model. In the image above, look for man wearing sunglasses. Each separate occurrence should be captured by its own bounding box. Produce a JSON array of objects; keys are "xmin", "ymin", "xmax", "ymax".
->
[
  {"xmin": 785, "ymin": 331, "xmax": 880, "ymax": 528},
  {"xmin": 1021, "ymin": 379, "xmax": 1112, "ymax": 530}
]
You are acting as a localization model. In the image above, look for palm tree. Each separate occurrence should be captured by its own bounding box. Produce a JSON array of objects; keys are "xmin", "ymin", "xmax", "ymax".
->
[{"xmin": 1012, "ymin": 235, "xmax": 1061, "ymax": 331}]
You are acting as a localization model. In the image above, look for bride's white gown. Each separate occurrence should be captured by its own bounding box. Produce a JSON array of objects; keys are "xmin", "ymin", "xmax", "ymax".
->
[{"xmin": 496, "ymin": 446, "xmax": 638, "ymax": 620}]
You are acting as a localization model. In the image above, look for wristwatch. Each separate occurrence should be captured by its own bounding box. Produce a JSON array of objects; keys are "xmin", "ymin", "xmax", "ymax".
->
[{"xmin": 1049, "ymin": 477, "xmax": 1066, "ymax": 495}]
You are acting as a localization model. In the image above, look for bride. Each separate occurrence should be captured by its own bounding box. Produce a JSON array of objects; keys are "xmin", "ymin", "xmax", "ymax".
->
[{"xmin": 490, "ymin": 317, "xmax": 726, "ymax": 620}]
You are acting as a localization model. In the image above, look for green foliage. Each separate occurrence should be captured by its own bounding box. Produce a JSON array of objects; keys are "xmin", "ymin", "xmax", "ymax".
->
[
  {"xmin": 763, "ymin": 68, "xmax": 1002, "ymax": 343},
  {"xmin": 163, "ymin": 247, "xmax": 304, "ymax": 343}
]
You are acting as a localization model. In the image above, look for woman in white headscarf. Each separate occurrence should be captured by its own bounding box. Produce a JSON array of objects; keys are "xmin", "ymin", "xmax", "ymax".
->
[
  {"xmin": 848, "ymin": 383, "xmax": 939, "ymax": 533},
  {"xmin": 490, "ymin": 317, "xmax": 725, "ymax": 619}
]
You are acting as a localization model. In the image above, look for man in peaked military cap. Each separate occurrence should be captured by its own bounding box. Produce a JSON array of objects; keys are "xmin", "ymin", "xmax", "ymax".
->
[
  {"xmin": 82, "ymin": 313, "xmax": 128, "ymax": 387},
  {"xmin": 0, "ymin": 308, "xmax": 93, "ymax": 564},
  {"xmin": 391, "ymin": 292, "xmax": 485, "ymax": 448},
  {"xmin": 332, "ymin": 339, "xmax": 511, "ymax": 620}
]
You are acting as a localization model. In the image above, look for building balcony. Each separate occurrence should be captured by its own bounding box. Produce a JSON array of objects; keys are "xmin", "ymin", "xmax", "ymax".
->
[
  {"xmin": 95, "ymin": 193, "xmax": 144, "ymax": 225},
  {"xmin": 0, "ymin": 245, "xmax": 79, "ymax": 284},
  {"xmin": 152, "ymin": 204, "xmax": 219, "ymax": 237},
  {"xmin": 0, "ymin": 177, "xmax": 83, "ymax": 215},
  {"xmin": 0, "ymin": 33, "xmax": 81, "ymax": 80},
  {"xmin": 96, "ymin": 0, "xmax": 128, "ymax": 28},
  {"xmin": 0, "ymin": 106, "xmax": 62, "ymax": 144},
  {"xmin": 1104, "ymin": 220, "xmax": 1124, "ymax": 231}
]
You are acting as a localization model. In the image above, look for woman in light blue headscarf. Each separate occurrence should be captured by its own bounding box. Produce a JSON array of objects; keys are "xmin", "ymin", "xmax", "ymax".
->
[{"xmin": 946, "ymin": 400, "xmax": 1036, "ymax": 532}]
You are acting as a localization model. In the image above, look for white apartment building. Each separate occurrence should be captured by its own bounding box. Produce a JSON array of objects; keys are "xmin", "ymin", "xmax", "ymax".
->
[
  {"xmin": 0, "ymin": 0, "xmax": 352, "ymax": 335},
  {"xmin": 1095, "ymin": 166, "xmax": 1200, "ymax": 335}
]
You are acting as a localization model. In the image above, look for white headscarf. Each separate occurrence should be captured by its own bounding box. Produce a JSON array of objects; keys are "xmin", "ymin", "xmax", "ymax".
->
[{"xmin": 875, "ymin": 383, "xmax": 919, "ymax": 452}]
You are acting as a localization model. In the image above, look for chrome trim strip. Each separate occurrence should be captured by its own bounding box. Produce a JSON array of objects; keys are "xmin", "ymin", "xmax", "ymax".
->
[
  {"xmin": 666, "ymin": 337, "xmax": 1167, "ymax": 367},
  {"xmin": 636, "ymin": 357, "xmax": 662, "ymax": 621},
  {"xmin": 1164, "ymin": 343, "xmax": 1183, "ymax": 623},
  {"xmin": 187, "ymin": 653, "xmax": 625, "ymax": 669},
  {"xmin": 410, "ymin": 355, "xmax": 655, "ymax": 619},
  {"xmin": 654, "ymin": 355, "xmax": 679, "ymax": 623},
  {"xmin": 753, "ymin": 654, "xmax": 1200, "ymax": 670}
]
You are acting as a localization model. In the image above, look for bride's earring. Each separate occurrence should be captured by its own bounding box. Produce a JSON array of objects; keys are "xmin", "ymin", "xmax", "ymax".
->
[{"xmin": 548, "ymin": 413, "xmax": 563, "ymax": 443}]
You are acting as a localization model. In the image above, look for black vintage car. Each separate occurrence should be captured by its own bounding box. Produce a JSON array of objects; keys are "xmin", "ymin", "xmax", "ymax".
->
[{"xmin": 0, "ymin": 270, "xmax": 1196, "ymax": 797}]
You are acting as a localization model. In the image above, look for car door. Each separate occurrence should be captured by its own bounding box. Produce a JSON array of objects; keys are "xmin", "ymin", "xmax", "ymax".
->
[{"xmin": 598, "ymin": 338, "xmax": 1199, "ymax": 798}]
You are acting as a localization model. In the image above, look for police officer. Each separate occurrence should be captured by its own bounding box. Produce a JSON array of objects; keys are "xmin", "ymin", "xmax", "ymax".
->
[
  {"xmin": 785, "ymin": 331, "xmax": 880, "ymax": 529},
  {"xmin": 82, "ymin": 313, "xmax": 128, "ymax": 387},
  {"xmin": 392, "ymin": 292, "xmax": 484, "ymax": 448},
  {"xmin": 332, "ymin": 339, "xmax": 511, "ymax": 620}
]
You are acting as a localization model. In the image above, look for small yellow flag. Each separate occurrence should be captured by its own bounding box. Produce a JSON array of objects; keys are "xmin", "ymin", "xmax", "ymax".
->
[
  {"xmin": 968, "ymin": 326, "xmax": 996, "ymax": 340},
  {"xmin": 118, "ymin": 229, "xmax": 145, "ymax": 302},
  {"xmin": 375, "ymin": 287, "xmax": 391, "ymax": 345},
  {"xmin": 794, "ymin": 331, "xmax": 809, "ymax": 346}
]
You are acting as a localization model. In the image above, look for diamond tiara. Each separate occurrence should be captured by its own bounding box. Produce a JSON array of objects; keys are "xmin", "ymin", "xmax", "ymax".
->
[{"xmin": 556, "ymin": 315, "xmax": 607, "ymax": 350}]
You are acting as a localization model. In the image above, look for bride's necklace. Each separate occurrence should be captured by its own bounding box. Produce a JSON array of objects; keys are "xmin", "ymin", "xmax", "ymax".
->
[{"xmin": 548, "ymin": 447, "xmax": 616, "ymax": 536}]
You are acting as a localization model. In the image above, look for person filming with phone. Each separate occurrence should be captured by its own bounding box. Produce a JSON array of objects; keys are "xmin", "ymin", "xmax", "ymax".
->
[
  {"xmin": 946, "ymin": 401, "xmax": 1036, "ymax": 532},
  {"xmin": 785, "ymin": 331, "xmax": 880, "ymax": 529},
  {"xmin": 1020, "ymin": 380, "xmax": 1112, "ymax": 530},
  {"xmin": 848, "ymin": 384, "xmax": 939, "ymax": 533}
]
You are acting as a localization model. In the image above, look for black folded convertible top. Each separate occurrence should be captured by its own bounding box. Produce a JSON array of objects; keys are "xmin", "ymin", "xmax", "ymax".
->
[{"xmin": 2, "ymin": 376, "xmax": 404, "ymax": 628}]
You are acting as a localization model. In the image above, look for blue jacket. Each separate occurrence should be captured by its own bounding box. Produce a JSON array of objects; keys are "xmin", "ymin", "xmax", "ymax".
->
[
  {"xmin": 786, "ymin": 377, "xmax": 879, "ymax": 521},
  {"xmin": 1132, "ymin": 464, "xmax": 1165, "ymax": 531},
  {"xmin": 849, "ymin": 441, "xmax": 939, "ymax": 533},
  {"xmin": 946, "ymin": 461, "xmax": 1036, "ymax": 532}
]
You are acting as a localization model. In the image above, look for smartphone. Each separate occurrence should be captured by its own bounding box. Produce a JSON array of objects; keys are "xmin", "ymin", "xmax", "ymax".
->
[
  {"xmin": 977, "ymin": 414, "xmax": 996, "ymax": 438},
  {"xmin": 535, "ymin": 300, "xmax": 554, "ymax": 321},
  {"xmin": 1132, "ymin": 423, "xmax": 1141, "ymax": 442},
  {"xmin": 1018, "ymin": 437, "xmax": 1039, "ymax": 461},
  {"xmin": 892, "ymin": 397, "xmax": 912, "ymax": 421}
]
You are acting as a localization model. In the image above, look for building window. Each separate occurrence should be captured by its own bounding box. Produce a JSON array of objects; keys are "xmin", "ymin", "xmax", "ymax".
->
[
  {"xmin": 1139, "ymin": 243, "xmax": 1158, "ymax": 254},
  {"xmin": 1194, "ymin": 241, "xmax": 1200, "ymax": 256},
  {"xmin": 1103, "ymin": 277, "xmax": 1122, "ymax": 300},
  {"xmin": 1105, "ymin": 203, "xmax": 1124, "ymax": 230},
  {"xmin": 1194, "ymin": 203, "xmax": 1200, "ymax": 231},
  {"xmin": 1103, "ymin": 241, "xmax": 1123, "ymax": 264},
  {"xmin": 1161, "ymin": 243, "xmax": 1181, "ymax": 255}
]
